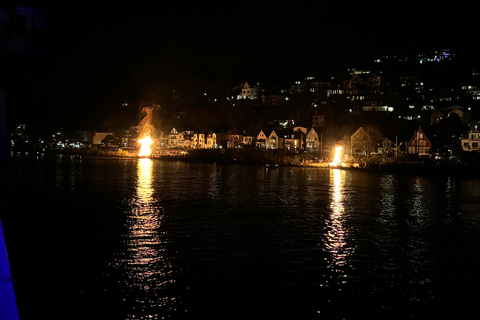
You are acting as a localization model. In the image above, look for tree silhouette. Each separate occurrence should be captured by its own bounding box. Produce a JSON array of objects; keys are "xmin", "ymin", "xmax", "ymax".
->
[{"xmin": 364, "ymin": 124, "xmax": 384, "ymax": 156}]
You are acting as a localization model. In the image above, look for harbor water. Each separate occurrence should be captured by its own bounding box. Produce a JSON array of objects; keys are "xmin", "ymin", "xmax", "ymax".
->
[{"xmin": 1, "ymin": 154, "xmax": 480, "ymax": 319}]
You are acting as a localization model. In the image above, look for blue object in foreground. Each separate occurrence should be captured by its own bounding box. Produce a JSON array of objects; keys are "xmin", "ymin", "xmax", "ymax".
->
[{"xmin": 0, "ymin": 218, "xmax": 19, "ymax": 320}]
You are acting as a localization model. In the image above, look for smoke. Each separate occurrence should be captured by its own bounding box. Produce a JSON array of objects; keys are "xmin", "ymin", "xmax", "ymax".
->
[{"xmin": 138, "ymin": 104, "xmax": 161, "ymax": 138}]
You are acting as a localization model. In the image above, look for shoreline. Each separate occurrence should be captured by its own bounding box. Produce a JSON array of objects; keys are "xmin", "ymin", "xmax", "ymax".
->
[{"xmin": 9, "ymin": 147, "xmax": 480, "ymax": 177}]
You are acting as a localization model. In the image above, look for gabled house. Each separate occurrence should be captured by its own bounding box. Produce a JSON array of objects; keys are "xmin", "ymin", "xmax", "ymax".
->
[
  {"xmin": 306, "ymin": 127, "xmax": 319, "ymax": 152},
  {"xmin": 168, "ymin": 127, "xmax": 179, "ymax": 148},
  {"xmin": 378, "ymin": 138, "xmax": 393, "ymax": 154},
  {"xmin": 351, "ymin": 127, "xmax": 370, "ymax": 156},
  {"xmin": 293, "ymin": 126, "xmax": 307, "ymax": 135},
  {"xmin": 444, "ymin": 105, "xmax": 464, "ymax": 119},
  {"xmin": 168, "ymin": 128, "xmax": 194, "ymax": 148},
  {"xmin": 267, "ymin": 130, "xmax": 283, "ymax": 149},
  {"xmin": 256, "ymin": 130, "xmax": 267, "ymax": 149},
  {"xmin": 342, "ymin": 73, "xmax": 382, "ymax": 99},
  {"xmin": 238, "ymin": 82, "xmax": 258, "ymax": 100},
  {"xmin": 407, "ymin": 126, "xmax": 431, "ymax": 155}
]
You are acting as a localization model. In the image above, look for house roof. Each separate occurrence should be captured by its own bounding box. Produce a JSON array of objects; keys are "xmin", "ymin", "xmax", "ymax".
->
[
  {"xmin": 307, "ymin": 127, "xmax": 318, "ymax": 137},
  {"xmin": 408, "ymin": 126, "xmax": 431, "ymax": 145},
  {"xmin": 442, "ymin": 105, "xmax": 464, "ymax": 111},
  {"xmin": 351, "ymin": 126, "xmax": 369, "ymax": 139}
]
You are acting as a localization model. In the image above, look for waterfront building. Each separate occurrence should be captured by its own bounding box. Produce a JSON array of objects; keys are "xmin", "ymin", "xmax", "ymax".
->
[
  {"xmin": 256, "ymin": 130, "xmax": 267, "ymax": 149},
  {"xmin": 407, "ymin": 126, "xmax": 431, "ymax": 155},
  {"xmin": 461, "ymin": 131, "xmax": 480, "ymax": 152},
  {"xmin": 350, "ymin": 127, "xmax": 370, "ymax": 156},
  {"xmin": 192, "ymin": 132, "xmax": 206, "ymax": 149},
  {"xmin": 267, "ymin": 130, "xmax": 283, "ymax": 150},
  {"xmin": 306, "ymin": 127, "xmax": 320, "ymax": 152},
  {"xmin": 284, "ymin": 131, "xmax": 305, "ymax": 151}
]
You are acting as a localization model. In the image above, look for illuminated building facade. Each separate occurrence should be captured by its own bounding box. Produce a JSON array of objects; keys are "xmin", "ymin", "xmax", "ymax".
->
[
  {"xmin": 407, "ymin": 126, "xmax": 431, "ymax": 155},
  {"xmin": 461, "ymin": 131, "xmax": 480, "ymax": 152},
  {"xmin": 306, "ymin": 127, "xmax": 319, "ymax": 152},
  {"xmin": 267, "ymin": 130, "xmax": 283, "ymax": 149},
  {"xmin": 255, "ymin": 130, "xmax": 267, "ymax": 149},
  {"xmin": 238, "ymin": 82, "xmax": 258, "ymax": 100}
]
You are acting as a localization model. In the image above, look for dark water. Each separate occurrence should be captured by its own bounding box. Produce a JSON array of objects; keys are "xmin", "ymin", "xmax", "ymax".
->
[{"xmin": 1, "ymin": 154, "xmax": 480, "ymax": 319}]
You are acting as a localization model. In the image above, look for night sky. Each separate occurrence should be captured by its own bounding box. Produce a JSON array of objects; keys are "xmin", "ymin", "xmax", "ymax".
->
[{"xmin": 1, "ymin": 2, "xmax": 477, "ymax": 133}]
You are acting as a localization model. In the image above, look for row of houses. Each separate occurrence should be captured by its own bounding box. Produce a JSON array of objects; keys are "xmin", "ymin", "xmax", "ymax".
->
[
  {"xmin": 94, "ymin": 121, "xmax": 480, "ymax": 157},
  {"xmin": 162, "ymin": 125, "xmax": 437, "ymax": 157},
  {"xmin": 163, "ymin": 126, "xmax": 322, "ymax": 152},
  {"xmin": 350, "ymin": 126, "xmax": 432, "ymax": 157},
  {"xmin": 350, "ymin": 122, "xmax": 480, "ymax": 156}
]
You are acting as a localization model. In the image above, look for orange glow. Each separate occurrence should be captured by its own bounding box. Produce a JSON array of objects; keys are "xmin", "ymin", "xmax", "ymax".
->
[
  {"xmin": 330, "ymin": 146, "xmax": 344, "ymax": 167},
  {"xmin": 138, "ymin": 135, "xmax": 153, "ymax": 157}
]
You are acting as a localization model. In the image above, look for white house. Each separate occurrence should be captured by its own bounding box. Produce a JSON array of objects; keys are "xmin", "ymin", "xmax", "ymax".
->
[
  {"xmin": 461, "ymin": 131, "xmax": 480, "ymax": 152},
  {"xmin": 238, "ymin": 82, "xmax": 258, "ymax": 100},
  {"xmin": 378, "ymin": 138, "xmax": 393, "ymax": 154},
  {"xmin": 267, "ymin": 130, "xmax": 283, "ymax": 149},
  {"xmin": 168, "ymin": 128, "xmax": 194, "ymax": 148}
]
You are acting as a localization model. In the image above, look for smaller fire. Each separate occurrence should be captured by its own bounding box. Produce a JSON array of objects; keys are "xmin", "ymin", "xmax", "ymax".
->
[
  {"xmin": 330, "ymin": 146, "xmax": 344, "ymax": 167},
  {"xmin": 138, "ymin": 135, "xmax": 153, "ymax": 157}
]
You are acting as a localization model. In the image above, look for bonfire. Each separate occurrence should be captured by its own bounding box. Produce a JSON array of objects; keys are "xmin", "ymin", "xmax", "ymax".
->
[
  {"xmin": 138, "ymin": 135, "xmax": 153, "ymax": 157},
  {"xmin": 330, "ymin": 146, "xmax": 345, "ymax": 167}
]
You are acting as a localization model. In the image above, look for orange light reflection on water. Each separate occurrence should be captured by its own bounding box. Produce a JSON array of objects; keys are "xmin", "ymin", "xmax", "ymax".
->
[
  {"xmin": 117, "ymin": 158, "xmax": 177, "ymax": 315},
  {"xmin": 136, "ymin": 158, "xmax": 154, "ymax": 202},
  {"xmin": 323, "ymin": 169, "xmax": 352, "ymax": 286}
]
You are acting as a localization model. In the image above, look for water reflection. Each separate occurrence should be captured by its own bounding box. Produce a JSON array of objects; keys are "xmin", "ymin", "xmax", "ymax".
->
[
  {"xmin": 117, "ymin": 158, "xmax": 177, "ymax": 318},
  {"xmin": 136, "ymin": 158, "xmax": 154, "ymax": 202},
  {"xmin": 379, "ymin": 175, "xmax": 397, "ymax": 225},
  {"xmin": 324, "ymin": 169, "xmax": 350, "ymax": 281},
  {"xmin": 409, "ymin": 177, "xmax": 431, "ymax": 226}
]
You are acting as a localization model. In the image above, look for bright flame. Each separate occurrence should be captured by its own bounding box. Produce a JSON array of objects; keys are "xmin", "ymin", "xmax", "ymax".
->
[
  {"xmin": 330, "ymin": 146, "xmax": 344, "ymax": 167},
  {"xmin": 138, "ymin": 135, "xmax": 153, "ymax": 157}
]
